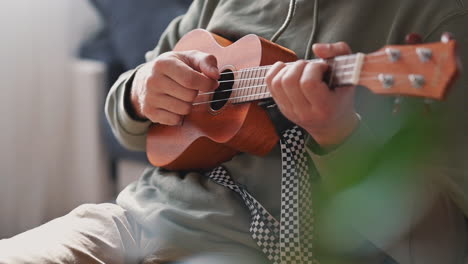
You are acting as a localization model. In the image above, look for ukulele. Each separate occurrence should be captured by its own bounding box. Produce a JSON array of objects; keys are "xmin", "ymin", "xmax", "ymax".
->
[{"xmin": 146, "ymin": 29, "xmax": 459, "ymax": 170}]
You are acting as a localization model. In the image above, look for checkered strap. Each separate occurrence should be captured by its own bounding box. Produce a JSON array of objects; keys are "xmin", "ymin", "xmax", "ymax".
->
[{"xmin": 208, "ymin": 126, "xmax": 317, "ymax": 264}]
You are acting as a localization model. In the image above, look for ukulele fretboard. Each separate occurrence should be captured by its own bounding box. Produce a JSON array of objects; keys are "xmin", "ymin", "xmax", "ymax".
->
[{"xmin": 230, "ymin": 54, "xmax": 365, "ymax": 104}]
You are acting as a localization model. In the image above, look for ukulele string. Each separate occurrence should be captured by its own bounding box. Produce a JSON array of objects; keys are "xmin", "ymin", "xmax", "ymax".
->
[
  {"xmin": 199, "ymin": 70, "xmax": 413, "ymax": 97},
  {"xmin": 360, "ymin": 52, "xmax": 429, "ymax": 64},
  {"xmin": 217, "ymin": 54, "xmax": 360, "ymax": 76},
  {"xmin": 201, "ymin": 61, "xmax": 362, "ymax": 96},
  {"xmin": 218, "ymin": 63, "xmax": 356, "ymax": 83},
  {"xmin": 193, "ymin": 92, "xmax": 272, "ymax": 106},
  {"xmin": 199, "ymin": 84, "xmax": 268, "ymax": 96},
  {"xmin": 194, "ymin": 50, "xmax": 430, "ymax": 102},
  {"xmin": 193, "ymin": 73, "xmax": 417, "ymax": 106},
  {"xmin": 216, "ymin": 50, "xmax": 424, "ymax": 78}
]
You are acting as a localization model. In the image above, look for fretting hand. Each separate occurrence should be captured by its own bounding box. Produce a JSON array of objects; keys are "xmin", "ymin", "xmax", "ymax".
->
[
  {"xmin": 265, "ymin": 42, "xmax": 359, "ymax": 148},
  {"xmin": 130, "ymin": 51, "xmax": 219, "ymax": 125}
]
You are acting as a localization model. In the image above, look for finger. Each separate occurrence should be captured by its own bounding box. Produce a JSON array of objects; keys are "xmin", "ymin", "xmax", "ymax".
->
[
  {"xmin": 270, "ymin": 65, "xmax": 293, "ymax": 111},
  {"xmin": 313, "ymin": 42, "xmax": 352, "ymax": 59},
  {"xmin": 146, "ymin": 108, "xmax": 183, "ymax": 126},
  {"xmin": 300, "ymin": 62, "xmax": 331, "ymax": 104},
  {"xmin": 157, "ymin": 57, "xmax": 218, "ymax": 92},
  {"xmin": 149, "ymin": 93, "xmax": 192, "ymax": 116},
  {"xmin": 157, "ymin": 75, "xmax": 199, "ymax": 103},
  {"xmin": 265, "ymin": 61, "xmax": 287, "ymax": 87},
  {"xmin": 280, "ymin": 60, "xmax": 310, "ymax": 109},
  {"xmin": 177, "ymin": 51, "xmax": 220, "ymax": 80}
]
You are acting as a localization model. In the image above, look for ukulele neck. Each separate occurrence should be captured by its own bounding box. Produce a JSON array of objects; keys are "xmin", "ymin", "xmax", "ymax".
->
[{"xmin": 231, "ymin": 53, "xmax": 365, "ymax": 104}]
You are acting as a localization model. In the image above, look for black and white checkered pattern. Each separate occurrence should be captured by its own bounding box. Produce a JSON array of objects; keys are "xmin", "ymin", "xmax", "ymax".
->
[{"xmin": 208, "ymin": 126, "xmax": 317, "ymax": 264}]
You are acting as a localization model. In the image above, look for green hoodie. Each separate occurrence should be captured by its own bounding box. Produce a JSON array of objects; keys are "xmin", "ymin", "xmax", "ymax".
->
[{"xmin": 105, "ymin": 0, "xmax": 468, "ymax": 262}]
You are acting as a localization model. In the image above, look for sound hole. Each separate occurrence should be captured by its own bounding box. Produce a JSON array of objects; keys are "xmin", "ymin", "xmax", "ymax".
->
[{"xmin": 210, "ymin": 70, "xmax": 234, "ymax": 111}]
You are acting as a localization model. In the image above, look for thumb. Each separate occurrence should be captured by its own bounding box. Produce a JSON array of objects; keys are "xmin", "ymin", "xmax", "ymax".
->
[
  {"xmin": 313, "ymin": 42, "xmax": 352, "ymax": 59},
  {"xmin": 180, "ymin": 51, "xmax": 220, "ymax": 80}
]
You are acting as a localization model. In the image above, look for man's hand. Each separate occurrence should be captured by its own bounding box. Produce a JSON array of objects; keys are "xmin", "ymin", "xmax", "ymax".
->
[
  {"xmin": 265, "ymin": 42, "xmax": 359, "ymax": 148},
  {"xmin": 130, "ymin": 50, "xmax": 219, "ymax": 125}
]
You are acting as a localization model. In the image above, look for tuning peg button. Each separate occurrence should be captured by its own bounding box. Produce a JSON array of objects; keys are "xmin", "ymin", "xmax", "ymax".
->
[
  {"xmin": 393, "ymin": 96, "xmax": 403, "ymax": 115},
  {"xmin": 386, "ymin": 48, "xmax": 401, "ymax": 62},
  {"xmin": 405, "ymin": 33, "xmax": 423, "ymax": 44},
  {"xmin": 409, "ymin": 74, "xmax": 425, "ymax": 89},
  {"xmin": 379, "ymin": 74, "xmax": 395, "ymax": 89},
  {"xmin": 424, "ymin": 98, "xmax": 434, "ymax": 114},
  {"xmin": 441, "ymin": 32, "xmax": 454, "ymax": 43},
  {"xmin": 416, "ymin": 48, "xmax": 433, "ymax": 62}
]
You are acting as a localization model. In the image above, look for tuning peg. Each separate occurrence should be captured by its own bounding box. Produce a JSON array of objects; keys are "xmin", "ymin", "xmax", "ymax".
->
[
  {"xmin": 405, "ymin": 33, "xmax": 423, "ymax": 45},
  {"xmin": 393, "ymin": 96, "xmax": 403, "ymax": 115},
  {"xmin": 441, "ymin": 32, "xmax": 454, "ymax": 43},
  {"xmin": 424, "ymin": 98, "xmax": 434, "ymax": 115}
]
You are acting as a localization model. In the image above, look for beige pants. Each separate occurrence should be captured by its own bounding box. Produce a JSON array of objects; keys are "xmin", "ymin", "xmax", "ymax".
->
[
  {"xmin": 0, "ymin": 197, "xmax": 466, "ymax": 264},
  {"xmin": 0, "ymin": 204, "xmax": 267, "ymax": 264}
]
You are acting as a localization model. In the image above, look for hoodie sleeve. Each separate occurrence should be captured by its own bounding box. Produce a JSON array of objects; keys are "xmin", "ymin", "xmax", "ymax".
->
[
  {"xmin": 305, "ymin": 116, "xmax": 380, "ymax": 192},
  {"xmin": 104, "ymin": 0, "xmax": 219, "ymax": 151}
]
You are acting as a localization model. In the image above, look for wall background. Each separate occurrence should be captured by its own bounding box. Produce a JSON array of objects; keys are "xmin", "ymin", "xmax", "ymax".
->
[{"xmin": 0, "ymin": 0, "xmax": 111, "ymax": 238}]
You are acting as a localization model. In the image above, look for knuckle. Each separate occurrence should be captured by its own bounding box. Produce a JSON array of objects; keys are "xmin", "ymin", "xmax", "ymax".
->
[
  {"xmin": 310, "ymin": 62, "xmax": 322, "ymax": 71},
  {"xmin": 267, "ymin": 62, "xmax": 286, "ymax": 82},
  {"xmin": 204, "ymin": 54, "xmax": 217, "ymax": 64},
  {"xmin": 185, "ymin": 50, "xmax": 199, "ymax": 57},
  {"xmin": 336, "ymin": 41, "xmax": 351, "ymax": 53},
  {"xmin": 265, "ymin": 70, "xmax": 272, "ymax": 81},
  {"xmin": 275, "ymin": 61, "xmax": 286, "ymax": 67},
  {"xmin": 265, "ymin": 71, "xmax": 275, "ymax": 85},
  {"xmin": 145, "ymin": 75, "xmax": 157, "ymax": 89},
  {"xmin": 180, "ymin": 102, "xmax": 192, "ymax": 115},
  {"xmin": 295, "ymin": 60, "xmax": 307, "ymax": 67},
  {"xmin": 149, "ymin": 109, "xmax": 165, "ymax": 124},
  {"xmin": 187, "ymin": 50, "xmax": 205, "ymax": 61},
  {"xmin": 187, "ymin": 90, "xmax": 198, "ymax": 101},
  {"xmin": 154, "ymin": 57, "xmax": 170, "ymax": 69},
  {"xmin": 336, "ymin": 41, "xmax": 347, "ymax": 46},
  {"xmin": 272, "ymin": 74, "xmax": 283, "ymax": 89},
  {"xmin": 300, "ymin": 77, "xmax": 316, "ymax": 89},
  {"xmin": 197, "ymin": 79, "xmax": 214, "ymax": 92},
  {"xmin": 168, "ymin": 115, "xmax": 182, "ymax": 126},
  {"xmin": 180, "ymin": 73, "xmax": 197, "ymax": 88},
  {"xmin": 141, "ymin": 104, "xmax": 153, "ymax": 117},
  {"xmin": 145, "ymin": 109, "xmax": 160, "ymax": 123},
  {"xmin": 281, "ymin": 73, "xmax": 295, "ymax": 88}
]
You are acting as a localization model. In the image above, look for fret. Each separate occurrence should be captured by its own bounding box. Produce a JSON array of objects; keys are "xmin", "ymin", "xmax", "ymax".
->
[
  {"xmin": 243, "ymin": 67, "xmax": 253, "ymax": 102},
  {"xmin": 252, "ymin": 68, "xmax": 259, "ymax": 101},
  {"xmin": 230, "ymin": 54, "xmax": 361, "ymax": 104},
  {"xmin": 231, "ymin": 70, "xmax": 239, "ymax": 104},
  {"xmin": 260, "ymin": 67, "xmax": 268, "ymax": 100},
  {"xmin": 326, "ymin": 58, "xmax": 352, "ymax": 87},
  {"xmin": 254, "ymin": 67, "xmax": 264, "ymax": 101},
  {"xmin": 231, "ymin": 70, "xmax": 238, "ymax": 103},
  {"xmin": 234, "ymin": 69, "xmax": 246, "ymax": 104},
  {"xmin": 338, "ymin": 57, "xmax": 351, "ymax": 85},
  {"xmin": 350, "ymin": 53, "xmax": 365, "ymax": 85}
]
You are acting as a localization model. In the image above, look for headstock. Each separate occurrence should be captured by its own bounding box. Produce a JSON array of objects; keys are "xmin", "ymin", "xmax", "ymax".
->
[{"xmin": 357, "ymin": 34, "xmax": 459, "ymax": 100}]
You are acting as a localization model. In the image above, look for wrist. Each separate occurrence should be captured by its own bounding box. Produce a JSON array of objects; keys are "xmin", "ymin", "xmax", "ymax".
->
[
  {"xmin": 305, "ymin": 112, "xmax": 360, "ymax": 148},
  {"xmin": 125, "ymin": 69, "xmax": 147, "ymax": 121}
]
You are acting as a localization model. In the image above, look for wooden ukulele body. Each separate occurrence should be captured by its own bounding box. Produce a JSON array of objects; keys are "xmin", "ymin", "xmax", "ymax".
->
[{"xmin": 146, "ymin": 29, "xmax": 298, "ymax": 170}]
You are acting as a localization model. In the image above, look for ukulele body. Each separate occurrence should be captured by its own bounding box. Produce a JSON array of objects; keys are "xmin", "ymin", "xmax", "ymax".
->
[{"xmin": 147, "ymin": 29, "xmax": 298, "ymax": 170}]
